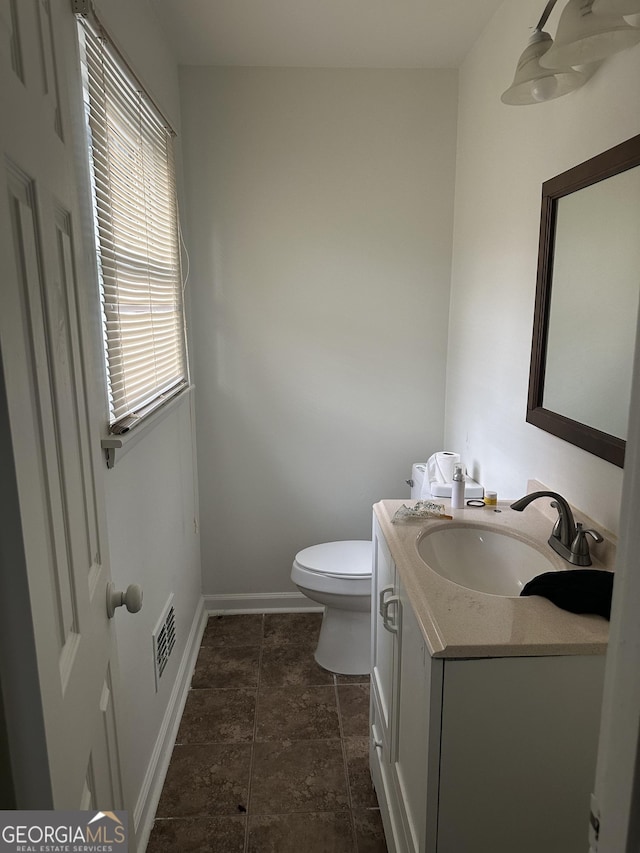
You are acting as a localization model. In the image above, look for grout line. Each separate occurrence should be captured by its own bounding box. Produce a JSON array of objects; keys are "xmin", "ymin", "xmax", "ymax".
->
[
  {"xmin": 188, "ymin": 685, "xmax": 260, "ymax": 692},
  {"xmin": 334, "ymin": 677, "xmax": 359, "ymax": 851},
  {"xmin": 335, "ymin": 681, "xmax": 345, "ymax": 743},
  {"xmin": 153, "ymin": 808, "xmax": 381, "ymax": 821},
  {"xmin": 242, "ymin": 614, "xmax": 264, "ymax": 853},
  {"xmin": 152, "ymin": 815, "xmax": 249, "ymax": 823}
]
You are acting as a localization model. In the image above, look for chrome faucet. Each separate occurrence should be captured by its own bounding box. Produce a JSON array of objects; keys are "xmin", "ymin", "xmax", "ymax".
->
[{"xmin": 510, "ymin": 490, "xmax": 603, "ymax": 566}]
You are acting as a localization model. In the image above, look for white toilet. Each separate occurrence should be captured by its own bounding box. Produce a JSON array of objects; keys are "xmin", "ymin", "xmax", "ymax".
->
[{"xmin": 291, "ymin": 540, "xmax": 372, "ymax": 675}]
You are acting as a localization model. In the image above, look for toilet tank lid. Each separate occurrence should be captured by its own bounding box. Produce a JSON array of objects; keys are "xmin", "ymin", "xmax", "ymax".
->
[{"xmin": 295, "ymin": 540, "xmax": 372, "ymax": 577}]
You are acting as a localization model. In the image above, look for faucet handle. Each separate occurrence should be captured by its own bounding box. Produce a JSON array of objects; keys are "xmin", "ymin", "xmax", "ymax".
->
[{"xmin": 570, "ymin": 523, "xmax": 604, "ymax": 566}]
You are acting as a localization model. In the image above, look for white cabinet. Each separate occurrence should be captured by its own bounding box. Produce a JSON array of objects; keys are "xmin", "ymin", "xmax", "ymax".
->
[{"xmin": 370, "ymin": 517, "xmax": 606, "ymax": 853}]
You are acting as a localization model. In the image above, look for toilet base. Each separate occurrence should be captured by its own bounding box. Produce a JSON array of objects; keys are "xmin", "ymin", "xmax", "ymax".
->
[{"xmin": 314, "ymin": 606, "xmax": 370, "ymax": 675}]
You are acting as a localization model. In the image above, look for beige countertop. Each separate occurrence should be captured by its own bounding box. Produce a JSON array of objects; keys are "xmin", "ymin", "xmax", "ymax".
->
[{"xmin": 373, "ymin": 493, "xmax": 613, "ymax": 659}]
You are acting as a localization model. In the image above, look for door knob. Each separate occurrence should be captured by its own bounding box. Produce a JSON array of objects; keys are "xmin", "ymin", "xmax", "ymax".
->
[{"xmin": 106, "ymin": 582, "xmax": 143, "ymax": 618}]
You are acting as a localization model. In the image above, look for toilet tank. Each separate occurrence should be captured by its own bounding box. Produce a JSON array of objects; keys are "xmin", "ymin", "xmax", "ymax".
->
[
  {"xmin": 409, "ymin": 461, "xmax": 484, "ymax": 499},
  {"xmin": 409, "ymin": 463, "xmax": 426, "ymax": 499}
]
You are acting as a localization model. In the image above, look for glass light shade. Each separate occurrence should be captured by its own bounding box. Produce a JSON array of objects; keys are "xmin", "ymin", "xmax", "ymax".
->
[
  {"xmin": 501, "ymin": 31, "xmax": 587, "ymax": 105},
  {"xmin": 592, "ymin": 0, "xmax": 640, "ymax": 15},
  {"xmin": 540, "ymin": 0, "xmax": 640, "ymax": 68}
]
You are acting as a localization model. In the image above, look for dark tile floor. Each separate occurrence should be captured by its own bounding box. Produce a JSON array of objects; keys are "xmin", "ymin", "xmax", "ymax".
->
[{"xmin": 147, "ymin": 613, "xmax": 387, "ymax": 853}]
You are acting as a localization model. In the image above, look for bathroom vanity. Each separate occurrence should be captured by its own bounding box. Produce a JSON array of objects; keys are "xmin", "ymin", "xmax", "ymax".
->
[{"xmin": 370, "ymin": 497, "xmax": 612, "ymax": 853}]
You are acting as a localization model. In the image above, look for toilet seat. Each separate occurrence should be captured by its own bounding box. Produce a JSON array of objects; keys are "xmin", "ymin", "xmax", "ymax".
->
[
  {"xmin": 295, "ymin": 540, "xmax": 372, "ymax": 579},
  {"xmin": 292, "ymin": 540, "xmax": 372, "ymax": 597}
]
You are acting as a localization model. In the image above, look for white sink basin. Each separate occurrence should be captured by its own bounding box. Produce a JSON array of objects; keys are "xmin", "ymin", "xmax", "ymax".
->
[{"xmin": 416, "ymin": 525, "xmax": 558, "ymax": 597}]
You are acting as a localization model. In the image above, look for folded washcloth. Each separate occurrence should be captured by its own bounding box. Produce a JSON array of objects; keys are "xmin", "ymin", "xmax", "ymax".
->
[{"xmin": 520, "ymin": 569, "xmax": 614, "ymax": 619}]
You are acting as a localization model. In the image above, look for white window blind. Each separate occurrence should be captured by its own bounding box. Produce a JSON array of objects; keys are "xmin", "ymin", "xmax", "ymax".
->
[{"xmin": 79, "ymin": 17, "xmax": 187, "ymax": 433}]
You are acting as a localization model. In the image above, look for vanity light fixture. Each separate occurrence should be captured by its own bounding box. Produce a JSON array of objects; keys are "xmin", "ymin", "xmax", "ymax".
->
[
  {"xmin": 501, "ymin": 29, "xmax": 588, "ymax": 104},
  {"xmin": 591, "ymin": 0, "xmax": 640, "ymax": 16},
  {"xmin": 540, "ymin": 0, "xmax": 640, "ymax": 68},
  {"xmin": 502, "ymin": 0, "xmax": 587, "ymax": 105}
]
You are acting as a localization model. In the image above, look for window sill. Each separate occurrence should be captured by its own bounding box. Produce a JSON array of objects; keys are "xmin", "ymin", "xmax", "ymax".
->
[{"xmin": 101, "ymin": 384, "xmax": 195, "ymax": 469}]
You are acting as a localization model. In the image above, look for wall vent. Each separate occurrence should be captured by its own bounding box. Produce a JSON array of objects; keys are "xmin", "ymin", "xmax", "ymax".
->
[{"xmin": 153, "ymin": 595, "xmax": 176, "ymax": 691}]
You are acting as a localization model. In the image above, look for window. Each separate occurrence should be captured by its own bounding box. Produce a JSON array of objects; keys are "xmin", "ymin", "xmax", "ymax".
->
[{"xmin": 79, "ymin": 17, "xmax": 188, "ymax": 434}]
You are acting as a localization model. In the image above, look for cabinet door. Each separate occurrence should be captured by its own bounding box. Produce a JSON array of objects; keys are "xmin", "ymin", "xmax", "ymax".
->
[
  {"xmin": 391, "ymin": 577, "xmax": 443, "ymax": 853},
  {"xmin": 371, "ymin": 520, "xmax": 398, "ymax": 745},
  {"xmin": 371, "ymin": 691, "xmax": 405, "ymax": 853},
  {"xmin": 437, "ymin": 656, "xmax": 605, "ymax": 853}
]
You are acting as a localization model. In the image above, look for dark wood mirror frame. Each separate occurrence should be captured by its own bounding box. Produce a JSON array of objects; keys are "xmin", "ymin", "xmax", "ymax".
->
[{"xmin": 527, "ymin": 133, "xmax": 640, "ymax": 469}]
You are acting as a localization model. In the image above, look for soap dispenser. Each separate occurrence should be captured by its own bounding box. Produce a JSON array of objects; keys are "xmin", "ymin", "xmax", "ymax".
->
[{"xmin": 451, "ymin": 464, "xmax": 465, "ymax": 509}]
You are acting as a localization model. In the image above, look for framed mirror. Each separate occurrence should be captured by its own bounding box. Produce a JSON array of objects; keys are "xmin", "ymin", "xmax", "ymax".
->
[{"xmin": 527, "ymin": 134, "xmax": 640, "ymax": 468}]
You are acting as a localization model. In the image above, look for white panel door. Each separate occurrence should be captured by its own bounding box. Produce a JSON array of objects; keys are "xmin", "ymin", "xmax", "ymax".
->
[{"xmin": 0, "ymin": 0, "xmax": 125, "ymax": 810}]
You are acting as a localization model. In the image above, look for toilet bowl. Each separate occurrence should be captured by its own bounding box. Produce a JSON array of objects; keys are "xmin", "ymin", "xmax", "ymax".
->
[{"xmin": 291, "ymin": 540, "xmax": 372, "ymax": 675}]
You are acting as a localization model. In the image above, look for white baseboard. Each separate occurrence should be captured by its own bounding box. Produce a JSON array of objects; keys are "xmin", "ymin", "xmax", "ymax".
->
[
  {"xmin": 204, "ymin": 591, "xmax": 323, "ymax": 614},
  {"xmin": 133, "ymin": 595, "xmax": 207, "ymax": 853}
]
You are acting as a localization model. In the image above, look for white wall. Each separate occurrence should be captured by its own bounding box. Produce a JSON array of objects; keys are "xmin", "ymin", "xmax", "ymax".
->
[
  {"xmin": 90, "ymin": 0, "xmax": 202, "ymax": 830},
  {"xmin": 179, "ymin": 68, "xmax": 458, "ymax": 596},
  {"xmin": 446, "ymin": 0, "xmax": 640, "ymax": 534}
]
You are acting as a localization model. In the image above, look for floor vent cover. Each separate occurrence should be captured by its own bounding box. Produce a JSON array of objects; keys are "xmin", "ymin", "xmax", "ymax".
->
[{"xmin": 153, "ymin": 595, "xmax": 176, "ymax": 691}]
